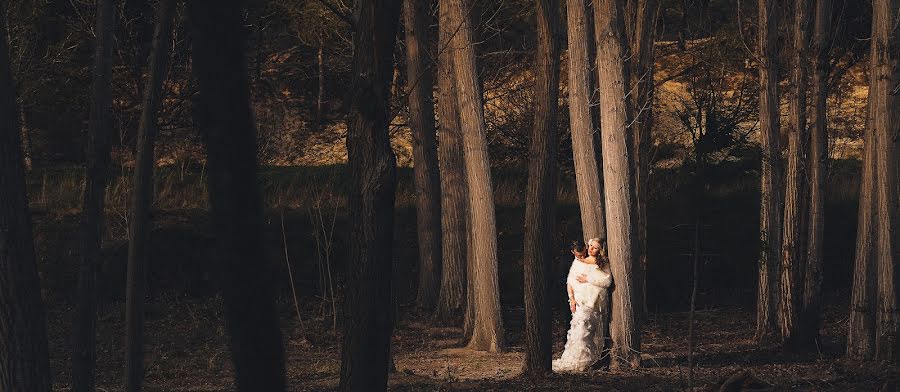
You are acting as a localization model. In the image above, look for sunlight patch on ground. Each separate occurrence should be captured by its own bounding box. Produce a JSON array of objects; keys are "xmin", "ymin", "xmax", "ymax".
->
[{"xmin": 394, "ymin": 347, "xmax": 524, "ymax": 382}]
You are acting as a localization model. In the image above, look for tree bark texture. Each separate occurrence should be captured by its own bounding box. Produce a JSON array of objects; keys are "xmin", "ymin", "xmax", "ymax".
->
[
  {"xmin": 434, "ymin": 0, "xmax": 468, "ymax": 326},
  {"xmin": 871, "ymin": 0, "xmax": 899, "ymax": 361},
  {"xmin": 779, "ymin": 0, "xmax": 810, "ymax": 348},
  {"xmin": 755, "ymin": 0, "xmax": 783, "ymax": 342},
  {"xmin": 403, "ymin": 0, "xmax": 443, "ymax": 312},
  {"xmin": 448, "ymin": 0, "xmax": 505, "ymax": 352},
  {"xmin": 72, "ymin": 0, "xmax": 115, "ymax": 389},
  {"xmin": 800, "ymin": 0, "xmax": 831, "ymax": 350},
  {"xmin": 566, "ymin": 0, "xmax": 606, "ymax": 242},
  {"xmin": 125, "ymin": 0, "xmax": 176, "ymax": 390},
  {"xmin": 523, "ymin": 0, "xmax": 561, "ymax": 374},
  {"xmin": 189, "ymin": 1, "xmax": 287, "ymax": 390},
  {"xmin": 0, "ymin": 8, "xmax": 51, "ymax": 390},
  {"xmin": 594, "ymin": 0, "xmax": 641, "ymax": 368},
  {"xmin": 338, "ymin": 0, "xmax": 403, "ymax": 389}
]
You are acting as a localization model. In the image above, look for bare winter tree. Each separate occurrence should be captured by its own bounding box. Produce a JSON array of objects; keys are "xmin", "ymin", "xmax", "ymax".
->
[
  {"xmin": 754, "ymin": 0, "xmax": 782, "ymax": 342},
  {"xmin": 566, "ymin": 0, "xmax": 606, "ymax": 241},
  {"xmin": 800, "ymin": 0, "xmax": 831, "ymax": 349},
  {"xmin": 403, "ymin": 0, "xmax": 443, "ymax": 312},
  {"xmin": 0, "ymin": 7, "xmax": 51, "ymax": 390},
  {"xmin": 594, "ymin": 0, "xmax": 641, "ymax": 368},
  {"xmin": 433, "ymin": 0, "xmax": 469, "ymax": 326},
  {"xmin": 448, "ymin": 0, "xmax": 505, "ymax": 352},
  {"xmin": 339, "ymin": 0, "xmax": 403, "ymax": 389},
  {"xmin": 523, "ymin": 0, "xmax": 561, "ymax": 374},
  {"xmin": 124, "ymin": 1, "xmax": 176, "ymax": 390},
  {"xmin": 189, "ymin": 1, "xmax": 286, "ymax": 389},
  {"xmin": 779, "ymin": 0, "xmax": 811, "ymax": 349},
  {"xmin": 72, "ymin": 0, "xmax": 115, "ymax": 389}
]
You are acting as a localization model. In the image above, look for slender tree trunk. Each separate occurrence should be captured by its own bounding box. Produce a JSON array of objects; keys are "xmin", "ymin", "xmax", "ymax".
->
[
  {"xmin": 447, "ymin": 0, "xmax": 505, "ymax": 352},
  {"xmin": 403, "ymin": 0, "xmax": 443, "ymax": 311},
  {"xmin": 434, "ymin": 0, "xmax": 468, "ymax": 326},
  {"xmin": 779, "ymin": 0, "xmax": 811, "ymax": 349},
  {"xmin": 19, "ymin": 105, "xmax": 31, "ymax": 170},
  {"xmin": 800, "ymin": 0, "xmax": 831, "ymax": 350},
  {"xmin": 755, "ymin": 0, "xmax": 782, "ymax": 342},
  {"xmin": 338, "ymin": 0, "xmax": 402, "ymax": 389},
  {"xmin": 124, "ymin": 1, "xmax": 176, "ymax": 390},
  {"xmin": 871, "ymin": 0, "xmax": 899, "ymax": 361},
  {"xmin": 566, "ymin": 0, "xmax": 605, "ymax": 241},
  {"xmin": 594, "ymin": 0, "xmax": 640, "ymax": 368},
  {"xmin": 72, "ymin": 0, "xmax": 115, "ymax": 389},
  {"xmin": 0, "ymin": 9, "xmax": 51, "ymax": 390},
  {"xmin": 523, "ymin": 0, "xmax": 561, "ymax": 374},
  {"xmin": 847, "ymin": 80, "xmax": 878, "ymax": 359},
  {"xmin": 316, "ymin": 34, "xmax": 325, "ymax": 132},
  {"xmin": 628, "ymin": 0, "xmax": 656, "ymax": 321},
  {"xmin": 188, "ymin": 1, "xmax": 286, "ymax": 390}
]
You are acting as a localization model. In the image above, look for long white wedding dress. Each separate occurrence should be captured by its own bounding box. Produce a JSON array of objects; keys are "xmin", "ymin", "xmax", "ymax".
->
[{"xmin": 552, "ymin": 258, "xmax": 612, "ymax": 373}]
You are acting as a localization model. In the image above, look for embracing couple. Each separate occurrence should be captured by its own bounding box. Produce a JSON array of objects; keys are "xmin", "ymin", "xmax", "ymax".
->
[{"xmin": 552, "ymin": 238, "xmax": 613, "ymax": 373}]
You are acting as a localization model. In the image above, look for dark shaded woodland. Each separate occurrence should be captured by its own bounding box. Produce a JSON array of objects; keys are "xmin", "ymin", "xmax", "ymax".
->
[{"xmin": 1, "ymin": 0, "xmax": 898, "ymax": 391}]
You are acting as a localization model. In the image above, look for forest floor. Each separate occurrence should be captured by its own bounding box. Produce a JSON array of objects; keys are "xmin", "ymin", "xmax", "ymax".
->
[{"xmin": 46, "ymin": 296, "xmax": 900, "ymax": 391}]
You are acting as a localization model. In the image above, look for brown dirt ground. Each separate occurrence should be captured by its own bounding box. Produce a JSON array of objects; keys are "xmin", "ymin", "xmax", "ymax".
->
[{"xmin": 46, "ymin": 296, "xmax": 900, "ymax": 391}]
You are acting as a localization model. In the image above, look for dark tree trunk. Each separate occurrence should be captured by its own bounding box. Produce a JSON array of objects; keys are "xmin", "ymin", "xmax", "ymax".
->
[
  {"xmin": 72, "ymin": 0, "xmax": 115, "ymax": 389},
  {"xmin": 566, "ymin": 0, "xmax": 606, "ymax": 242},
  {"xmin": 871, "ymin": 0, "xmax": 899, "ymax": 361},
  {"xmin": 594, "ymin": 0, "xmax": 641, "ymax": 368},
  {"xmin": 755, "ymin": 0, "xmax": 782, "ymax": 343},
  {"xmin": 403, "ymin": 0, "xmax": 443, "ymax": 311},
  {"xmin": 316, "ymin": 35, "xmax": 325, "ymax": 132},
  {"xmin": 847, "ymin": 79, "xmax": 878, "ymax": 359},
  {"xmin": 124, "ymin": 0, "xmax": 176, "ymax": 390},
  {"xmin": 523, "ymin": 0, "xmax": 561, "ymax": 374},
  {"xmin": 188, "ymin": 1, "xmax": 286, "ymax": 390},
  {"xmin": 434, "ymin": 0, "xmax": 469, "ymax": 326},
  {"xmin": 448, "ymin": 0, "xmax": 505, "ymax": 352},
  {"xmin": 799, "ymin": 0, "xmax": 831, "ymax": 350},
  {"xmin": 779, "ymin": 0, "xmax": 811, "ymax": 349},
  {"xmin": 0, "ymin": 8, "xmax": 51, "ymax": 390},
  {"xmin": 338, "ymin": 0, "xmax": 403, "ymax": 389}
]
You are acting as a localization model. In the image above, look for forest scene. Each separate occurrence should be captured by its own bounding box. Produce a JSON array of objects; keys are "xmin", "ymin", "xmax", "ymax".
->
[{"xmin": 2, "ymin": 0, "xmax": 900, "ymax": 390}]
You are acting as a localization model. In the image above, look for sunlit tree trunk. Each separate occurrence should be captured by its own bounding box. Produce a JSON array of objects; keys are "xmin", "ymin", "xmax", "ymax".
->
[
  {"xmin": 0, "ymin": 8, "xmax": 50, "ymax": 390},
  {"xmin": 754, "ymin": 0, "xmax": 783, "ymax": 343},
  {"xmin": 72, "ymin": 0, "xmax": 115, "ymax": 389},
  {"xmin": 566, "ymin": 0, "xmax": 605, "ymax": 241},
  {"xmin": 594, "ymin": 0, "xmax": 640, "ymax": 368},
  {"xmin": 433, "ymin": 0, "xmax": 468, "ymax": 326},
  {"xmin": 448, "ymin": 0, "xmax": 505, "ymax": 352}
]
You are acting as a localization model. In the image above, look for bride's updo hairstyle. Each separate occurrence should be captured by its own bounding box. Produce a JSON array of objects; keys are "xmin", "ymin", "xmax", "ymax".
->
[{"xmin": 588, "ymin": 237, "xmax": 609, "ymax": 262}]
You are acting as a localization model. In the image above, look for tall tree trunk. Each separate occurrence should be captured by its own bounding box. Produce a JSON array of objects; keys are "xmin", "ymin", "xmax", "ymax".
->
[
  {"xmin": 339, "ymin": 0, "xmax": 403, "ymax": 389},
  {"xmin": 627, "ymin": 0, "xmax": 656, "ymax": 321},
  {"xmin": 755, "ymin": 0, "xmax": 782, "ymax": 342},
  {"xmin": 188, "ymin": 1, "xmax": 286, "ymax": 390},
  {"xmin": 0, "ymin": 8, "xmax": 51, "ymax": 390},
  {"xmin": 403, "ymin": 0, "xmax": 443, "ymax": 311},
  {"xmin": 800, "ymin": 0, "xmax": 831, "ymax": 350},
  {"xmin": 871, "ymin": 0, "xmax": 899, "ymax": 361},
  {"xmin": 847, "ymin": 78, "xmax": 878, "ymax": 359},
  {"xmin": 594, "ymin": 0, "xmax": 641, "ymax": 368},
  {"xmin": 448, "ymin": 0, "xmax": 505, "ymax": 352},
  {"xmin": 523, "ymin": 0, "xmax": 561, "ymax": 374},
  {"xmin": 18, "ymin": 105, "xmax": 31, "ymax": 170},
  {"xmin": 434, "ymin": 0, "xmax": 468, "ymax": 326},
  {"xmin": 566, "ymin": 0, "xmax": 605, "ymax": 241},
  {"xmin": 124, "ymin": 1, "xmax": 176, "ymax": 390},
  {"xmin": 316, "ymin": 34, "xmax": 325, "ymax": 132},
  {"xmin": 72, "ymin": 0, "xmax": 115, "ymax": 390},
  {"xmin": 779, "ymin": 0, "xmax": 810, "ymax": 349}
]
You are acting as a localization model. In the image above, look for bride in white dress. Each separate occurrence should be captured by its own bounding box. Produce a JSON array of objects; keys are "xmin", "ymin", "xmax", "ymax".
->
[{"xmin": 552, "ymin": 238, "xmax": 612, "ymax": 373}]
